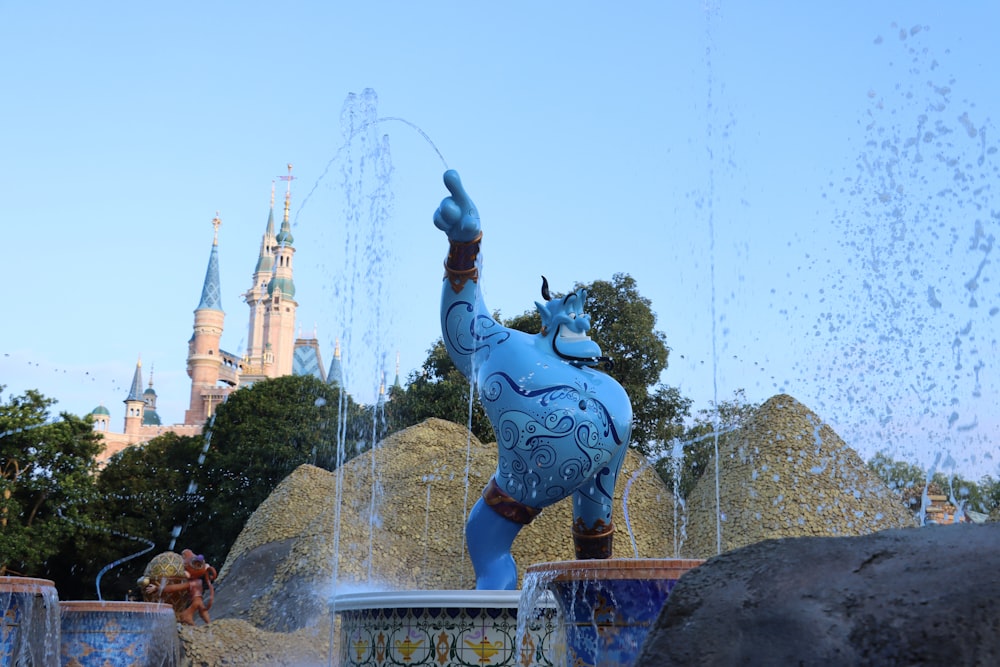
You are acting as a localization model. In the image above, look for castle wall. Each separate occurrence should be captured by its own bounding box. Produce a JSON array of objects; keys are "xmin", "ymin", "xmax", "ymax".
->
[{"xmin": 96, "ymin": 423, "xmax": 204, "ymax": 467}]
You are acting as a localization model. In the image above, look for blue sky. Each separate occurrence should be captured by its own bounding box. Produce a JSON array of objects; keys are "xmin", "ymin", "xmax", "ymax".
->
[{"xmin": 1, "ymin": 2, "xmax": 997, "ymax": 479}]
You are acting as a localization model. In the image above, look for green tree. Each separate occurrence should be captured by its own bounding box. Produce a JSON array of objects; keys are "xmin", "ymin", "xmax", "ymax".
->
[
  {"xmin": 869, "ymin": 453, "xmax": 932, "ymax": 512},
  {"xmin": 868, "ymin": 453, "xmax": 1000, "ymax": 520},
  {"xmin": 96, "ymin": 432, "xmax": 204, "ymax": 542},
  {"xmin": 68, "ymin": 432, "xmax": 205, "ymax": 600},
  {"xmin": 0, "ymin": 386, "xmax": 102, "ymax": 582},
  {"xmin": 928, "ymin": 471, "xmax": 998, "ymax": 516},
  {"xmin": 181, "ymin": 374, "xmax": 367, "ymax": 566},
  {"xmin": 982, "ymin": 476, "xmax": 1000, "ymax": 521},
  {"xmin": 385, "ymin": 339, "xmax": 494, "ymax": 442}
]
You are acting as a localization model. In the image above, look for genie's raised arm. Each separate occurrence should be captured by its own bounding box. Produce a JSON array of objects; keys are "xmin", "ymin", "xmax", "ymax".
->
[{"xmin": 434, "ymin": 170, "xmax": 505, "ymax": 378}]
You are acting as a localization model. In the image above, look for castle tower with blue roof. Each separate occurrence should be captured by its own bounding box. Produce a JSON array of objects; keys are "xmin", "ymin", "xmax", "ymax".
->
[
  {"xmin": 142, "ymin": 370, "xmax": 161, "ymax": 426},
  {"xmin": 243, "ymin": 182, "xmax": 278, "ymax": 377},
  {"xmin": 242, "ymin": 164, "xmax": 300, "ymax": 382},
  {"xmin": 123, "ymin": 357, "xmax": 146, "ymax": 434},
  {"xmin": 90, "ymin": 165, "xmax": 363, "ymax": 465},
  {"xmin": 184, "ymin": 213, "xmax": 233, "ymax": 425}
]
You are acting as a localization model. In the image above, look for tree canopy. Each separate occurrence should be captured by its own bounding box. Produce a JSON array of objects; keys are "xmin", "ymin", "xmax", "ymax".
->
[
  {"xmin": 178, "ymin": 374, "xmax": 369, "ymax": 566},
  {"xmin": 385, "ymin": 338, "xmax": 493, "ymax": 442},
  {"xmin": 0, "ymin": 386, "xmax": 103, "ymax": 579},
  {"xmin": 29, "ymin": 374, "xmax": 375, "ymax": 600},
  {"xmin": 73, "ymin": 431, "xmax": 205, "ymax": 600},
  {"xmin": 868, "ymin": 451, "xmax": 1000, "ymax": 520}
]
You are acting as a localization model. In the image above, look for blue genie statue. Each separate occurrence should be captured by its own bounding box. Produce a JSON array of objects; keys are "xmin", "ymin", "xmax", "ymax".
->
[{"xmin": 434, "ymin": 170, "xmax": 633, "ymax": 590}]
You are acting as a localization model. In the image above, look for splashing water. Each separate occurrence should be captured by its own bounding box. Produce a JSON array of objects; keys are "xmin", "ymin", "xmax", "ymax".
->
[
  {"xmin": 516, "ymin": 571, "xmax": 563, "ymax": 667},
  {"xmin": 309, "ymin": 90, "xmax": 452, "ymax": 638},
  {"xmin": 296, "ymin": 110, "xmax": 448, "ymax": 223},
  {"xmin": 805, "ymin": 24, "xmax": 999, "ymax": 478},
  {"xmin": 701, "ymin": 2, "xmax": 725, "ymax": 557},
  {"xmin": 55, "ymin": 507, "xmax": 156, "ymax": 601},
  {"xmin": 168, "ymin": 414, "xmax": 215, "ymax": 550},
  {"xmin": 671, "ymin": 437, "xmax": 688, "ymax": 558}
]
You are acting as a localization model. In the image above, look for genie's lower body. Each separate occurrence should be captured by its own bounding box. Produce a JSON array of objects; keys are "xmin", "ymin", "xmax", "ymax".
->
[
  {"xmin": 466, "ymin": 378, "xmax": 630, "ymax": 589},
  {"xmin": 466, "ymin": 445, "xmax": 627, "ymax": 589}
]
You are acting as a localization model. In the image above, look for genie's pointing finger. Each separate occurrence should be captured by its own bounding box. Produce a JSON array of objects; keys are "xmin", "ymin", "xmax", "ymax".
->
[{"xmin": 434, "ymin": 170, "xmax": 481, "ymax": 242}]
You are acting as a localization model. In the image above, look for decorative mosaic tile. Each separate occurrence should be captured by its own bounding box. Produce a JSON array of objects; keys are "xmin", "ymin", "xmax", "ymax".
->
[
  {"xmin": 526, "ymin": 559, "xmax": 704, "ymax": 667},
  {"xmin": 59, "ymin": 601, "xmax": 179, "ymax": 667},
  {"xmin": 339, "ymin": 602, "xmax": 556, "ymax": 666}
]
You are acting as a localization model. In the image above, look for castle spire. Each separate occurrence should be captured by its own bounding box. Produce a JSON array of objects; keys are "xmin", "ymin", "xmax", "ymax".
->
[
  {"xmin": 186, "ymin": 217, "xmax": 227, "ymax": 426},
  {"xmin": 276, "ymin": 164, "xmax": 295, "ymax": 246},
  {"xmin": 257, "ymin": 163, "xmax": 299, "ymax": 377},
  {"xmin": 267, "ymin": 163, "xmax": 296, "ymax": 298},
  {"xmin": 244, "ymin": 182, "xmax": 281, "ymax": 375},
  {"xmin": 394, "ymin": 351, "xmax": 402, "ymax": 389},
  {"xmin": 212, "ymin": 211, "xmax": 221, "ymax": 245},
  {"xmin": 253, "ymin": 186, "xmax": 277, "ymax": 274},
  {"xmin": 126, "ymin": 356, "xmax": 144, "ymax": 402},
  {"xmin": 197, "ymin": 213, "xmax": 224, "ymax": 311},
  {"xmin": 265, "ymin": 181, "xmax": 276, "ymax": 237},
  {"xmin": 123, "ymin": 356, "xmax": 146, "ymax": 434},
  {"xmin": 327, "ymin": 337, "xmax": 344, "ymax": 388}
]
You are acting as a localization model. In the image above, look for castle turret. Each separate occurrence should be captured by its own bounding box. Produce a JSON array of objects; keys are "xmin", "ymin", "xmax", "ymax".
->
[
  {"xmin": 185, "ymin": 214, "xmax": 226, "ymax": 426},
  {"xmin": 123, "ymin": 357, "xmax": 145, "ymax": 434},
  {"xmin": 244, "ymin": 182, "xmax": 277, "ymax": 375},
  {"xmin": 142, "ymin": 367, "xmax": 162, "ymax": 426},
  {"xmin": 91, "ymin": 404, "xmax": 110, "ymax": 432},
  {"xmin": 260, "ymin": 164, "xmax": 298, "ymax": 377}
]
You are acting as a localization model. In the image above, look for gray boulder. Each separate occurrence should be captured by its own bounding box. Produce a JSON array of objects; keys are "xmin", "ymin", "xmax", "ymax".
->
[{"xmin": 635, "ymin": 523, "xmax": 1000, "ymax": 666}]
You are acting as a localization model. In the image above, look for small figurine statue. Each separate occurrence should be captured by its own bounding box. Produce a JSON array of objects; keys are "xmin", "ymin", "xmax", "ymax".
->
[
  {"xmin": 434, "ymin": 170, "xmax": 633, "ymax": 590},
  {"xmin": 138, "ymin": 551, "xmax": 188, "ymax": 615},
  {"xmin": 177, "ymin": 549, "xmax": 216, "ymax": 625},
  {"xmin": 139, "ymin": 549, "xmax": 216, "ymax": 625}
]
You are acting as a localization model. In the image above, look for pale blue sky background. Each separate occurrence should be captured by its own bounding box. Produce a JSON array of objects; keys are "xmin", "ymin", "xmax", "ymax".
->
[{"xmin": 1, "ymin": 2, "xmax": 997, "ymax": 479}]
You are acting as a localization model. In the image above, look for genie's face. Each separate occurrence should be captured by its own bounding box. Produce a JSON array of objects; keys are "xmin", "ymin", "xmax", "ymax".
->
[{"xmin": 535, "ymin": 287, "xmax": 603, "ymax": 365}]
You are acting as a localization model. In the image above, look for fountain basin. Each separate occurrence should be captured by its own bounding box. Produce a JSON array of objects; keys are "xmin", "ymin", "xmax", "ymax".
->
[
  {"xmin": 334, "ymin": 589, "xmax": 557, "ymax": 667},
  {"xmin": 524, "ymin": 558, "xmax": 704, "ymax": 667},
  {"xmin": 1, "ymin": 576, "xmax": 60, "ymax": 666},
  {"xmin": 59, "ymin": 601, "xmax": 179, "ymax": 667}
]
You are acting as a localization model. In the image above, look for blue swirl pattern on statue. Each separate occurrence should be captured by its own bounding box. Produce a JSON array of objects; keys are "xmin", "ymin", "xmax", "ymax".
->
[
  {"xmin": 480, "ymin": 371, "xmax": 626, "ymax": 508},
  {"xmin": 443, "ymin": 300, "xmax": 510, "ymax": 363}
]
